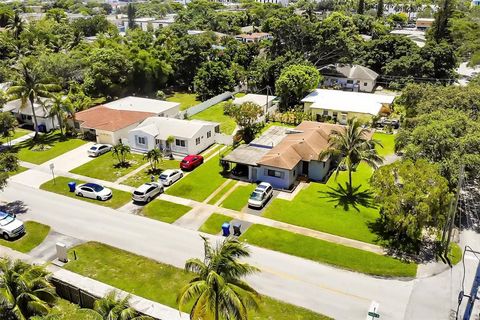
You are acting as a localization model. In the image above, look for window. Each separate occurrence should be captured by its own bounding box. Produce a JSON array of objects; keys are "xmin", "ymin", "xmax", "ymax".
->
[
  {"xmin": 137, "ymin": 136, "xmax": 146, "ymax": 145},
  {"xmin": 364, "ymin": 82, "xmax": 368, "ymax": 86},
  {"xmin": 207, "ymin": 131, "xmax": 211, "ymax": 138},
  {"xmin": 175, "ymin": 139, "xmax": 186, "ymax": 147},
  {"xmin": 322, "ymin": 110, "xmax": 328, "ymax": 116},
  {"xmin": 266, "ymin": 169, "xmax": 284, "ymax": 179},
  {"xmin": 195, "ymin": 137, "xmax": 200, "ymax": 145}
]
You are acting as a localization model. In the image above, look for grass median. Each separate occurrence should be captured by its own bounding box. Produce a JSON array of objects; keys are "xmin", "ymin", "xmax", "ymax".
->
[
  {"xmin": 64, "ymin": 242, "xmax": 329, "ymax": 319},
  {"xmin": 240, "ymin": 225, "xmax": 418, "ymax": 278},
  {"xmin": 142, "ymin": 199, "xmax": 192, "ymax": 223},
  {"xmin": 40, "ymin": 176, "xmax": 131, "ymax": 209},
  {"xmin": 0, "ymin": 221, "xmax": 50, "ymax": 253}
]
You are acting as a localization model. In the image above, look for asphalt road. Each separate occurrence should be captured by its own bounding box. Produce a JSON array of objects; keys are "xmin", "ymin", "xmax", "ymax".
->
[{"xmin": 3, "ymin": 181, "xmax": 477, "ymax": 320}]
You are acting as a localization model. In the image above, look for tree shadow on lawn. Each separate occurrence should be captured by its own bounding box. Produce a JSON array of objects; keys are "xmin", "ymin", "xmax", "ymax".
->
[{"xmin": 318, "ymin": 183, "xmax": 376, "ymax": 212}]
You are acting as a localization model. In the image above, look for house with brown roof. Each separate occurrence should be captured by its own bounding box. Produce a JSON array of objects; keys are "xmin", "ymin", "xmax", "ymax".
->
[
  {"xmin": 222, "ymin": 121, "xmax": 368, "ymax": 189},
  {"xmin": 72, "ymin": 106, "xmax": 154, "ymax": 145}
]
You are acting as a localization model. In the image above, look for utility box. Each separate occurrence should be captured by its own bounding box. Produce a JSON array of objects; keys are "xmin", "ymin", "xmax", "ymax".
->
[{"xmin": 56, "ymin": 242, "xmax": 68, "ymax": 263}]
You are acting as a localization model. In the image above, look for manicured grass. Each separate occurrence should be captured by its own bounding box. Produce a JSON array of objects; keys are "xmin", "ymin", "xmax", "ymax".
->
[
  {"xmin": 65, "ymin": 242, "xmax": 329, "ymax": 320},
  {"xmin": 199, "ymin": 213, "xmax": 232, "ymax": 234},
  {"xmin": 0, "ymin": 128, "xmax": 32, "ymax": 144},
  {"xmin": 166, "ymin": 92, "xmax": 200, "ymax": 110},
  {"xmin": 40, "ymin": 176, "xmax": 132, "ymax": 209},
  {"xmin": 448, "ymin": 243, "xmax": 462, "ymax": 265},
  {"xmin": 15, "ymin": 131, "xmax": 86, "ymax": 165},
  {"xmin": 240, "ymin": 225, "xmax": 417, "ymax": 277},
  {"xmin": 47, "ymin": 299, "xmax": 100, "ymax": 320},
  {"xmin": 121, "ymin": 159, "xmax": 180, "ymax": 187},
  {"xmin": 220, "ymin": 184, "xmax": 257, "ymax": 211},
  {"xmin": 373, "ymin": 132, "xmax": 396, "ymax": 157},
  {"xmin": 191, "ymin": 102, "xmax": 237, "ymax": 135},
  {"xmin": 207, "ymin": 180, "xmax": 237, "ymax": 205},
  {"xmin": 165, "ymin": 154, "xmax": 227, "ymax": 202},
  {"xmin": 0, "ymin": 221, "xmax": 50, "ymax": 253},
  {"xmin": 142, "ymin": 199, "xmax": 192, "ymax": 223},
  {"xmin": 263, "ymin": 163, "xmax": 380, "ymax": 244},
  {"xmin": 70, "ymin": 152, "xmax": 147, "ymax": 182}
]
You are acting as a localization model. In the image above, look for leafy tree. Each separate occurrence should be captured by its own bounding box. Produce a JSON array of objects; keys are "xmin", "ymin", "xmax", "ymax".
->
[
  {"xmin": 177, "ymin": 236, "xmax": 260, "ymax": 320},
  {"xmin": 370, "ymin": 159, "xmax": 452, "ymax": 251},
  {"xmin": 194, "ymin": 61, "xmax": 235, "ymax": 101},
  {"xmin": 93, "ymin": 290, "xmax": 152, "ymax": 320},
  {"xmin": 7, "ymin": 61, "xmax": 60, "ymax": 139},
  {"xmin": 321, "ymin": 117, "xmax": 383, "ymax": 195},
  {"xmin": 224, "ymin": 101, "xmax": 263, "ymax": 143},
  {"xmin": 275, "ymin": 64, "xmax": 321, "ymax": 109},
  {"xmin": 0, "ymin": 259, "xmax": 57, "ymax": 319},
  {"xmin": 0, "ymin": 151, "xmax": 18, "ymax": 190},
  {"xmin": 112, "ymin": 143, "xmax": 131, "ymax": 166},
  {"xmin": 144, "ymin": 148, "xmax": 163, "ymax": 172},
  {"xmin": 0, "ymin": 112, "xmax": 18, "ymax": 146}
]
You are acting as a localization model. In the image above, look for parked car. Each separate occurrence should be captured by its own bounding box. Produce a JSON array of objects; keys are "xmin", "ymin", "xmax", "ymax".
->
[
  {"xmin": 180, "ymin": 155, "xmax": 204, "ymax": 171},
  {"xmin": 248, "ymin": 182, "xmax": 274, "ymax": 209},
  {"xmin": 87, "ymin": 144, "xmax": 112, "ymax": 157},
  {"xmin": 159, "ymin": 169, "xmax": 183, "ymax": 186},
  {"xmin": 75, "ymin": 183, "xmax": 112, "ymax": 201},
  {"xmin": 0, "ymin": 211, "xmax": 25, "ymax": 240},
  {"xmin": 132, "ymin": 182, "xmax": 163, "ymax": 203}
]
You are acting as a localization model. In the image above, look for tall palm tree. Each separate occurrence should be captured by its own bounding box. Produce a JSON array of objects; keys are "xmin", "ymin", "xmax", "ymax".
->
[
  {"xmin": 0, "ymin": 258, "xmax": 57, "ymax": 319},
  {"xmin": 178, "ymin": 236, "xmax": 260, "ymax": 320},
  {"xmin": 6, "ymin": 10, "xmax": 24, "ymax": 40},
  {"xmin": 321, "ymin": 117, "xmax": 384, "ymax": 195},
  {"xmin": 93, "ymin": 291, "xmax": 152, "ymax": 320},
  {"xmin": 7, "ymin": 61, "xmax": 60, "ymax": 139},
  {"xmin": 144, "ymin": 148, "xmax": 162, "ymax": 172}
]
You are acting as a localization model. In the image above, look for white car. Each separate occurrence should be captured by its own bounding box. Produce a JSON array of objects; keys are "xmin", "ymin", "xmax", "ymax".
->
[
  {"xmin": 75, "ymin": 183, "xmax": 112, "ymax": 201},
  {"xmin": 248, "ymin": 182, "xmax": 274, "ymax": 209},
  {"xmin": 0, "ymin": 211, "xmax": 25, "ymax": 240},
  {"xmin": 87, "ymin": 144, "xmax": 112, "ymax": 157},
  {"xmin": 159, "ymin": 169, "xmax": 183, "ymax": 186},
  {"xmin": 132, "ymin": 182, "xmax": 164, "ymax": 203}
]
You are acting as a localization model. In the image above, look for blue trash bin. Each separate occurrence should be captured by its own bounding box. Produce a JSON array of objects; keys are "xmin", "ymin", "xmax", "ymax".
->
[
  {"xmin": 222, "ymin": 222, "xmax": 230, "ymax": 237},
  {"xmin": 68, "ymin": 182, "xmax": 76, "ymax": 192}
]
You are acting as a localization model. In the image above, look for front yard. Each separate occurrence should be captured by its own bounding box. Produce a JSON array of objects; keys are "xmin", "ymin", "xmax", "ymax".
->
[
  {"xmin": 40, "ymin": 176, "xmax": 132, "ymax": 209},
  {"xmin": 0, "ymin": 221, "xmax": 50, "ymax": 253},
  {"xmin": 15, "ymin": 131, "xmax": 86, "ymax": 165},
  {"xmin": 191, "ymin": 101, "xmax": 237, "ymax": 135},
  {"xmin": 65, "ymin": 242, "xmax": 329, "ymax": 320},
  {"xmin": 70, "ymin": 152, "xmax": 147, "ymax": 182},
  {"xmin": 141, "ymin": 199, "xmax": 192, "ymax": 223}
]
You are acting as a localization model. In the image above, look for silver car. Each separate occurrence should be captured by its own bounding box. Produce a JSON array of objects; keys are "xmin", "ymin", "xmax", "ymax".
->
[
  {"xmin": 159, "ymin": 169, "xmax": 183, "ymax": 186},
  {"xmin": 132, "ymin": 182, "xmax": 164, "ymax": 203},
  {"xmin": 87, "ymin": 144, "xmax": 112, "ymax": 157}
]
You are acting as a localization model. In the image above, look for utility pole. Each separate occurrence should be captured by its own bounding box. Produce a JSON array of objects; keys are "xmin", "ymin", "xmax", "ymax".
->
[{"xmin": 444, "ymin": 164, "xmax": 465, "ymax": 257}]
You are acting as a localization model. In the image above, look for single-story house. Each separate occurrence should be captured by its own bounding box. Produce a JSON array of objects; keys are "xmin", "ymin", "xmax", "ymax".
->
[
  {"xmin": 3, "ymin": 98, "xmax": 58, "ymax": 132},
  {"xmin": 223, "ymin": 122, "xmax": 368, "ymax": 189},
  {"xmin": 233, "ymin": 93, "xmax": 278, "ymax": 116},
  {"xmin": 73, "ymin": 106, "xmax": 154, "ymax": 145},
  {"xmin": 320, "ymin": 64, "xmax": 379, "ymax": 93},
  {"xmin": 301, "ymin": 89, "xmax": 396, "ymax": 124},
  {"xmin": 128, "ymin": 117, "xmax": 220, "ymax": 155},
  {"xmin": 235, "ymin": 32, "xmax": 272, "ymax": 43},
  {"xmin": 102, "ymin": 96, "xmax": 180, "ymax": 117}
]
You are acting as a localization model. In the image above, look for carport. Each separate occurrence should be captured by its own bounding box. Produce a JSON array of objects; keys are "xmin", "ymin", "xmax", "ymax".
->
[{"xmin": 221, "ymin": 144, "xmax": 270, "ymax": 182}]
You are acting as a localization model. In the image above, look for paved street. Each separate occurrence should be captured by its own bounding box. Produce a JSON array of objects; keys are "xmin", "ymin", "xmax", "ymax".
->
[{"xmin": 0, "ymin": 181, "xmax": 415, "ymax": 320}]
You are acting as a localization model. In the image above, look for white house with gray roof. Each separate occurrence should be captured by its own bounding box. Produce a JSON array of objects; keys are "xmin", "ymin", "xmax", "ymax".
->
[
  {"xmin": 128, "ymin": 117, "xmax": 220, "ymax": 155},
  {"xmin": 320, "ymin": 64, "xmax": 379, "ymax": 92}
]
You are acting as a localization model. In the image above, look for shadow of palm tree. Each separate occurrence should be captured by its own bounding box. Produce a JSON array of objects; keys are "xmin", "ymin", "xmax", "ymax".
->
[{"xmin": 318, "ymin": 183, "xmax": 376, "ymax": 212}]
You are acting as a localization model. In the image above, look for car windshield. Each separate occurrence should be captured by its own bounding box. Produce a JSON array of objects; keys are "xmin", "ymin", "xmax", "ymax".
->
[
  {"xmin": 0, "ymin": 215, "xmax": 14, "ymax": 226},
  {"xmin": 160, "ymin": 174, "xmax": 167, "ymax": 179},
  {"xmin": 250, "ymin": 191, "xmax": 263, "ymax": 201}
]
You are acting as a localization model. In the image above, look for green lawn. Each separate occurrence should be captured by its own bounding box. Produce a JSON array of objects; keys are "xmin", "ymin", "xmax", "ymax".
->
[
  {"xmin": 263, "ymin": 163, "xmax": 380, "ymax": 244},
  {"xmin": 166, "ymin": 92, "xmax": 200, "ymax": 110},
  {"xmin": 40, "ymin": 176, "xmax": 132, "ymax": 209},
  {"xmin": 70, "ymin": 152, "xmax": 147, "ymax": 182},
  {"xmin": 373, "ymin": 132, "xmax": 396, "ymax": 157},
  {"xmin": 240, "ymin": 225, "xmax": 417, "ymax": 277},
  {"xmin": 220, "ymin": 184, "xmax": 257, "ymax": 211},
  {"xmin": 121, "ymin": 159, "xmax": 180, "ymax": 187},
  {"xmin": 65, "ymin": 242, "xmax": 329, "ymax": 320},
  {"xmin": 207, "ymin": 180, "xmax": 237, "ymax": 205},
  {"xmin": 199, "ymin": 213, "xmax": 232, "ymax": 234},
  {"xmin": 191, "ymin": 102, "xmax": 237, "ymax": 135},
  {"xmin": 15, "ymin": 131, "xmax": 87, "ymax": 165},
  {"xmin": 165, "ymin": 154, "xmax": 227, "ymax": 202},
  {"xmin": 142, "ymin": 199, "xmax": 192, "ymax": 223},
  {"xmin": 0, "ymin": 221, "xmax": 50, "ymax": 253},
  {"xmin": 0, "ymin": 128, "xmax": 32, "ymax": 144},
  {"xmin": 47, "ymin": 299, "xmax": 100, "ymax": 320}
]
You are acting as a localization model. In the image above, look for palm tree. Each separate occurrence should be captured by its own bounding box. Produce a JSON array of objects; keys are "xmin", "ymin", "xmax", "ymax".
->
[
  {"xmin": 6, "ymin": 10, "xmax": 24, "ymax": 40},
  {"xmin": 112, "ymin": 143, "xmax": 131, "ymax": 166},
  {"xmin": 144, "ymin": 148, "xmax": 162, "ymax": 172},
  {"xmin": 178, "ymin": 236, "xmax": 260, "ymax": 320},
  {"xmin": 48, "ymin": 93, "xmax": 69, "ymax": 136},
  {"xmin": 0, "ymin": 258, "xmax": 57, "ymax": 319},
  {"xmin": 93, "ymin": 290, "xmax": 152, "ymax": 320},
  {"xmin": 7, "ymin": 61, "xmax": 60, "ymax": 139},
  {"xmin": 321, "ymin": 117, "xmax": 384, "ymax": 195}
]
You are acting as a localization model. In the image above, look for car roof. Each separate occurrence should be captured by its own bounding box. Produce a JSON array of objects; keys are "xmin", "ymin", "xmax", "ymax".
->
[
  {"xmin": 82, "ymin": 183, "xmax": 102, "ymax": 188},
  {"xmin": 161, "ymin": 169, "xmax": 176, "ymax": 175}
]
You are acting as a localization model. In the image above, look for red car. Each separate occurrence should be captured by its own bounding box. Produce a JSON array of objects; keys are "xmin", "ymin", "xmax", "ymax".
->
[{"xmin": 180, "ymin": 154, "xmax": 204, "ymax": 171}]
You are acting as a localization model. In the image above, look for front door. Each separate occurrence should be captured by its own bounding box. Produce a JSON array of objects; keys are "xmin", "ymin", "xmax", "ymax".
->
[{"xmin": 302, "ymin": 161, "xmax": 309, "ymax": 175}]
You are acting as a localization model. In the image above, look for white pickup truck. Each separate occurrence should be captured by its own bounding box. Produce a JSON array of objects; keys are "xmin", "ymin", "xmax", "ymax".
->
[{"xmin": 0, "ymin": 211, "xmax": 25, "ymax": 240}]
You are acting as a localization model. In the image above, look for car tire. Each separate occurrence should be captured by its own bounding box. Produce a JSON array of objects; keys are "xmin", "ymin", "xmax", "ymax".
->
[
  {"xmin": 78, "ymin": 193, "xmax": 83, "ymax": 197},
  {"xmin": 3, "ymin": 233, "xmax": 9, "ymax": 240}
]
